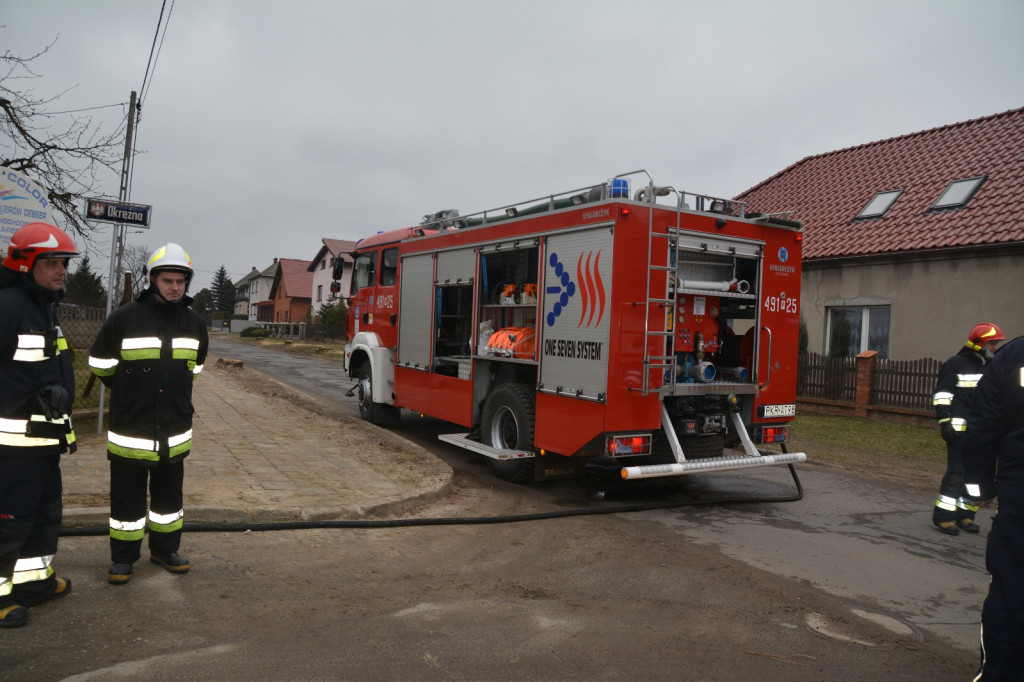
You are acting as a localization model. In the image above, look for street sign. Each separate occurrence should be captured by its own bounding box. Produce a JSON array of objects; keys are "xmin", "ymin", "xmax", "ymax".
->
[{"xmin": 84, "ymin": 198, "xmax": 152, "ymax": 228}]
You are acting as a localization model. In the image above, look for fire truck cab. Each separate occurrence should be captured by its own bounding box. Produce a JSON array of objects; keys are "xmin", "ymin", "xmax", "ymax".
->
[{"xmin": 335, "ymin": 171, "xmax": 806, "ymax": 482}]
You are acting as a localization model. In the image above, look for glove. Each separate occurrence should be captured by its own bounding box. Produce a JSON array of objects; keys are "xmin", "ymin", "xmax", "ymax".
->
[
  {"xmin": 940, "ymin": 422, "xmax": 955, "ymax": 443},
  {"xmin": 36, "ymin": 384, "xmax": 72, "ymax": 421}
]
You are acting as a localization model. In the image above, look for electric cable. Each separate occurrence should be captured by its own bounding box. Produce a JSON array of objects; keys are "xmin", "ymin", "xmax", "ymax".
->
[{"xmin": 60, "ymin": 464, "xmax": 803, "ymax": 537}]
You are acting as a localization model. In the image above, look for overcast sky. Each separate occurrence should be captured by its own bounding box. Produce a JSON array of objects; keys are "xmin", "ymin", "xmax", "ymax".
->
[{"xmin": 4, "ymin": 0, "xmax": 1023, "ymax": 293}]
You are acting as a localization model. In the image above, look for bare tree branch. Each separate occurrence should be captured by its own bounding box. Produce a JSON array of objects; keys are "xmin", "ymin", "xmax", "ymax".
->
[{"xmin": 2, "ymin": 36, "xmax": 129, "ymax": 242}]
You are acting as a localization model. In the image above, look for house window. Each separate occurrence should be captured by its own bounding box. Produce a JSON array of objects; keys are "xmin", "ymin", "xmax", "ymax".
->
[
  {"xmin": 825, "ymin": 306, "xmax": 890, "ymax": 359},
  {"xmin": 320, "ymin": 261, "xmax": 325, "ymax": 270},
  {"xmin": 316, "ymin": 284, "xmax": 322, "ymax": 302},
  {"xmin": 856, "ymin": 189, "xmax": 902, "ymax": 219},
  {"xmin": 930, "ymin": 176, "xmax": 985, "ymax": 211}
]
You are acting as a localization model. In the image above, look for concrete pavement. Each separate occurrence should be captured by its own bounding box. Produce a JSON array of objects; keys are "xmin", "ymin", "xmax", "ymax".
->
[{"xmin": 60, "ymin": 356, "xmax": 454, "ymax": 529}]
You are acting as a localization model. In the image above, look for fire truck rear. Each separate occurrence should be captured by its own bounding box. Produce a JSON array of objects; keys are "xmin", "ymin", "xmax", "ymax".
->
[{"xmin": 334, "ymin": 171, "xmax": 806, "ymax": 482}]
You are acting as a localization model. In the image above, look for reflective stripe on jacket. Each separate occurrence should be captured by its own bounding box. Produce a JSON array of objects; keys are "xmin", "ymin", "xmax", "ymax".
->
[
  {"xmin": 88, "ymin": 286, "xmax": 208, "ymax": 467},
  {"xmin": 0, "ymin": 277, "xmax": 77, "ymax": 457},
  {"xmin": 933, "ymin": 345, "xmax": 987, "ymax": 434}
]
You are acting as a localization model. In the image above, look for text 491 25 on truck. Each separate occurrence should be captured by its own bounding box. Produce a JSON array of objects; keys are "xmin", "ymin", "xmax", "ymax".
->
[{"xmin": 333, "ymin": 171, "xmax": 806, "ymax": 482}]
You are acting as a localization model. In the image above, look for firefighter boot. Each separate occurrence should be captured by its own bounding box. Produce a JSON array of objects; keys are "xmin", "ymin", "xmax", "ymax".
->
[
  {"xmin": 934, "ymin": 521, "xmax": 960, "ymax": 536},
  {"xmin": 0, "ymin": 603, "xmax": 28, "ymax": 628},
  {"xmin": 151, "ymin": 552, "xmax": 190, "ymax": 574},
  {"xmin": 108, "ymin": 563, "xmax": 133, "ymax": 585},
  {"xmin": 17, "ymin": 576, "xmax": 72, "ymax": 607},
  {"xmin": 959, "ymin": 518, "xmax": 981, "ymax": 533}
]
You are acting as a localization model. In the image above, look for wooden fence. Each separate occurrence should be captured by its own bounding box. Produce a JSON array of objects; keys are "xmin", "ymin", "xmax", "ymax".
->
[
  {"xmin": 873, "ymin": 357, "xmax": 942, "ymax": 410},
  {"xmin": 796, "ymin": 353, "xmax": 857, "ymax": 402},
  {"xmin": 797, "ymin": 351, "xmax": 939, "ymax": 425}
]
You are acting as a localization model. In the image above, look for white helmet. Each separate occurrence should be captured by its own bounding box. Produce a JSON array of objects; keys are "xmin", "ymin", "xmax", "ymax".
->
[{"xmin": 146, "ymin": 243, "xmax": 194, "ymax": 285}]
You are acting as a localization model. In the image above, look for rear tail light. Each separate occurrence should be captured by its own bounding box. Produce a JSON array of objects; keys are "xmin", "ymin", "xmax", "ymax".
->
[
  {"xmin": 756, "ymin": 426, "xmax": 788, "ymax": 444},
  {"xmin": 607, "ymin": 434, "xmax": 652, "ymax": 456}
]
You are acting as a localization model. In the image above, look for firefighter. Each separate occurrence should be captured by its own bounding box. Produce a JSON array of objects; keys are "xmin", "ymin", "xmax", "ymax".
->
[
  {"xmin": 0, "ymin": 222, "xmax": 79, "ymax": 628},
  {"xmin": 961, "ymin": 334, "xmax": 1024, "ymax": 679},
  {"xmin": 88, "ymin": 243, "xmax": 208, "ymax": 585},
  {"xmin": 931, "ymin": 322, "xmax": 1005, "ymax": 536}
]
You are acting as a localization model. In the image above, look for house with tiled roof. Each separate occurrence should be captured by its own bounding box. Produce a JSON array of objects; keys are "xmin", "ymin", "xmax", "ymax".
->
[
  {"xmin": 736, "ymin": 107, "xmax": 1024, "ymax": 362},
  {"xmin": 248, "ymin": 259, "xmax": 279, "ymax": 322},
  {"xmin": 308, "ymin": 238, "xmax": 357, "ymax": 311},
  {"xmin": 233, "ymin": 267, "xmax": 262, "ymax": 318},
  {"xmin": 269, "ymin": 258, "xmax": 314, "ymax": 323}
]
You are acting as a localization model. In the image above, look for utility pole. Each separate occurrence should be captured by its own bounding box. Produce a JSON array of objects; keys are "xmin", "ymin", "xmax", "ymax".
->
[{"xmin": 98, "ymin": 90, "xmax": 137, "ymax": 433}]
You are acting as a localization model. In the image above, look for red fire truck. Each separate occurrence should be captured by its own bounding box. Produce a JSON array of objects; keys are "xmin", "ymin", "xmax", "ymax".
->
[{"xmin": 333, "ymin": 171, "xmax": 806, "ymax": 482}]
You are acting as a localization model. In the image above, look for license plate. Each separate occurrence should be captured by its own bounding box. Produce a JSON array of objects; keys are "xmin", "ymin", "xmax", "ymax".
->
[{"xmin": 759, "ymin": 403, "xmax": 796, "ymax": 418}]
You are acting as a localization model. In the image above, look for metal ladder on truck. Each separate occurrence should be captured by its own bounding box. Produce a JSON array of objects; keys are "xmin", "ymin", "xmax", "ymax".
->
[{"xmin": 629, "ymin": 187, "xmax": 806, "ymax": 479}]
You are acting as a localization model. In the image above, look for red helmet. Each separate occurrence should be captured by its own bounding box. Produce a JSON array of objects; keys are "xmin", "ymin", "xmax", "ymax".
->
[
  {"xmin": 967, "ymin": 323, "xmax": 1005, "ymax": 351},
  {"xmin": 3, "ymin": 222, "xmax": 80, "ymax": 273}
]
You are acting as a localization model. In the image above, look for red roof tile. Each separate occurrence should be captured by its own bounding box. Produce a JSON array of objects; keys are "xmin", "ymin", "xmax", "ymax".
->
[
  {"xmin": 273, "ymin": 258, "xmax": 313, "ymax": 300},
  {"xmin": 735, "ymin": 107, "xmax": 1024, "ymax": 260}
]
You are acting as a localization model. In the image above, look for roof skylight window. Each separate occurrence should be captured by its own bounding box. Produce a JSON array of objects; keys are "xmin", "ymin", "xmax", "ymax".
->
[
  {"xmin": 856, "ymin": 189, "xmax": 903, "ymax": 219},
  {"xmin": 931, "ymin": 176, "xmax": 985, "ymax": 210}
]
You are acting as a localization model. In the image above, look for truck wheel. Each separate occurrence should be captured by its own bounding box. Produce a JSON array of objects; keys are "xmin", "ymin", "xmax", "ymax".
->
[
  {"xmin": 679, "ymin": 432, "xmax": 725, "ymax": 459},
  {"xmin": 482, "ymin": 383, "xmax": 535, "ymax": 482},
  {"xmin": 355, "ymin": 365, "xmax": 399, "ymax": 425},
  {"xmin": 356, "ymin": 365, "xmax": 376, "ymax": 423}
]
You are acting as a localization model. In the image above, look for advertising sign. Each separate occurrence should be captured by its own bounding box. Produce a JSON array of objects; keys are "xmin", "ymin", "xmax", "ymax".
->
[{"xmin": 0, "ymin": 166, "xmax": 54, "ymax": 258}]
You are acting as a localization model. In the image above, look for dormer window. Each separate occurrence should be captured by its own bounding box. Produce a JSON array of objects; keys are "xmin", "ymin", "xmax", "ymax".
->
[
  {"xmin": 930, "ymin": 176, "xmax": 985, "ymax": 211},
  {"xmin": 856, "ymin": 189, "xmax": 903, "ymax": 219}
]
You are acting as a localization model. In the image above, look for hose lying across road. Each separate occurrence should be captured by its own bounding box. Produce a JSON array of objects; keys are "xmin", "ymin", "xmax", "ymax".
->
[{"xmin": 60, "ymin": 464, "xmax": 803, "ymax": 537}]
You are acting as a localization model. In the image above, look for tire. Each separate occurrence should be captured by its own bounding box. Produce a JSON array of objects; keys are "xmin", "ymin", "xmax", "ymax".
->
[
  {"xmin": 356, "ymin": 364, "xmax": 399, "ymax": 425},
  {"xmin": 482, "ymin": 383, "xmax": 536, "ymax": 482},
  {"xmin": 356, "ymin": 365, "xmax": 376, "ymax": 423}
]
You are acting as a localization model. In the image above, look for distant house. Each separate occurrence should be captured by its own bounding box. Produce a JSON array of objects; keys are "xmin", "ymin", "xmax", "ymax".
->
[
  {"xmin": 248, "ymin": 259, "xmax": 278, "ymax": 323},
  {"xmin": 269, "ymin": 258, "xmax": 313, "ymax": 323},
  {"xmin": 736, "ymin": 107, "xmax": 1024, "ymax": 362},
  {"xmin": 308, "ymin": 238, "xmax": 357, "ymax": 311},
  {"xmin": 233, "ymin": 267, "xmax": 261, "ymax": 318}
]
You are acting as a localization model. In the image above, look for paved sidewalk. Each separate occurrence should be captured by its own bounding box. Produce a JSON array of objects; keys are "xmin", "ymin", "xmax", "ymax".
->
[{"xmin": 60, "ymin": 357, "xmax": 454, "ymax": 529}]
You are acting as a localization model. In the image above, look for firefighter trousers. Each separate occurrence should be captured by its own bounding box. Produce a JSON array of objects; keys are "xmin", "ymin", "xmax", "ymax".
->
[
  {"xmin": 0, "ymin": 455, "xmax": 62, "ymax": 608},
  {"xmin": 933, "ymin": 436, "xmax": 977, "ymax": 524},
  {"xmin": 977, "ymin": 512, "xmax": 1024, "ymax": 679},
  {"xmin": 109, "ymin": 458, "xmax": 184, "ymax": 564}
]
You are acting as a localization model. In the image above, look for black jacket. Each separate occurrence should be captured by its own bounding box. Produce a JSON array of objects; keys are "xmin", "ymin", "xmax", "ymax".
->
[
  {"xmin": 962, "ymin": 336, "xmax": 1024, "ymax": 507},
  {"xmin": 932, "ymin": 344, "xmax": 987, "ymax": 435},
  {"xmin": 89, "ymin": 286, "xmax": 208, "ymax": 466},
  {"xmin": 0, "ymin": 276, "xmax": 76, "ymax": 456}
]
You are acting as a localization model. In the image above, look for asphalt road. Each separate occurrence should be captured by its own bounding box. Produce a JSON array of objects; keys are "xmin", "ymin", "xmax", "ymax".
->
[
  {"xmin": 207, "ymin": 335, "xmax": 991, "ymax": 653},
  {"xmin": 1, "ymin": 335, "xmax": 986, "ymax": 679}
]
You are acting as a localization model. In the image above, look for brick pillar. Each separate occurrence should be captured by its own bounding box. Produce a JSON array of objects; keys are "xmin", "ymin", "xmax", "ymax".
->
[{"xmin": 854, "ymin": 350, "xmax": 878, "ymax": 418}]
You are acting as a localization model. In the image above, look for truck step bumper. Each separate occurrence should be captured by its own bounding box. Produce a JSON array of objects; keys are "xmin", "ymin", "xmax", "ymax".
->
[{"xmin": 620, "ymin": 451, "xmax": 806, "ymax": 480}]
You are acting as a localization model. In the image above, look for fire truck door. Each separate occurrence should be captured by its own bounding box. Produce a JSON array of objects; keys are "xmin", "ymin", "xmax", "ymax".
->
[{"xmin": 397, "ymin": 253, "xmax": 433, "ymax": 370}]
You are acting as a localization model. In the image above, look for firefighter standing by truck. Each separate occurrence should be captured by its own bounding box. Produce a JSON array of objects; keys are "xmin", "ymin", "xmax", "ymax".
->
[
  {"xmin": 0, "ymin": 223, "xmax": 79, "ymax": 628},
  {"xmin": 961, "ymin": 334, "xmax": 1024, "ymax": 680},
  {"xmin": 931, "ymin": 323, "xmax": 1005, "ymax": 536},
  {"xmin": 88, "ymin": 243, "xmax": 208, "ymax": 585}
]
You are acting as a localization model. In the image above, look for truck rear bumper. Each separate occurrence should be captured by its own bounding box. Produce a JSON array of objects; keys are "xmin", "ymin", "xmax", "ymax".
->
[{"xmin": 620, "ymin": 451, "xmax": 806, "ymax": 479}]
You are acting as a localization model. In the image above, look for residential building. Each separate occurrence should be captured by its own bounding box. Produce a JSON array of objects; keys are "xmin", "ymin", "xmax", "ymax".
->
[
  {"xmin": 736, "ymin": 107, "xmax": 1024, "ymax": 361},
  {"xmin": 308, "ymin": 238, "xmax": 357, "ymax": 312},
  {"xmin": 233, "ymin": 267, "xmax": 261, "ymax": 318},
  {"xmin": 270, "ymin": 258, "xmax": 313, "ymax": 323},
  {"xmin": 249, "ymin": 259, "xmax": 278, "ymax": 323}
]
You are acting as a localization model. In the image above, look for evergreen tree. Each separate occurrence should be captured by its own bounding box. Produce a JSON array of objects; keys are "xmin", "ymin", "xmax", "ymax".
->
[
  {"xmin": 210, "ymin": 265, "xmax": 234, "ymax": 313},
  {"xmin": 63, "ymin": 255, "xmax": 107, "ymax": 307},
  {"xmin": 191, "ymin": 288, "xmax": 214, "ymax": 315}
]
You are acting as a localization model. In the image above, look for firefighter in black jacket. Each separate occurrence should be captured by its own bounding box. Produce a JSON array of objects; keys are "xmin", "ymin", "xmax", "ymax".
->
[
  {"xmin": 962, "ymin": 334, "xmax": 1024, "ymax": 679},
  {"xmin": 89, "ymin": 243, "xmax": 208, "ymax": 585},
  {"xmin": 931, "ymin": 323, "xmax": 1005, "ymax": 536},
  {"xmin": 0, "ymin": 222, "xmax": 79, "ymax": 628}
]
